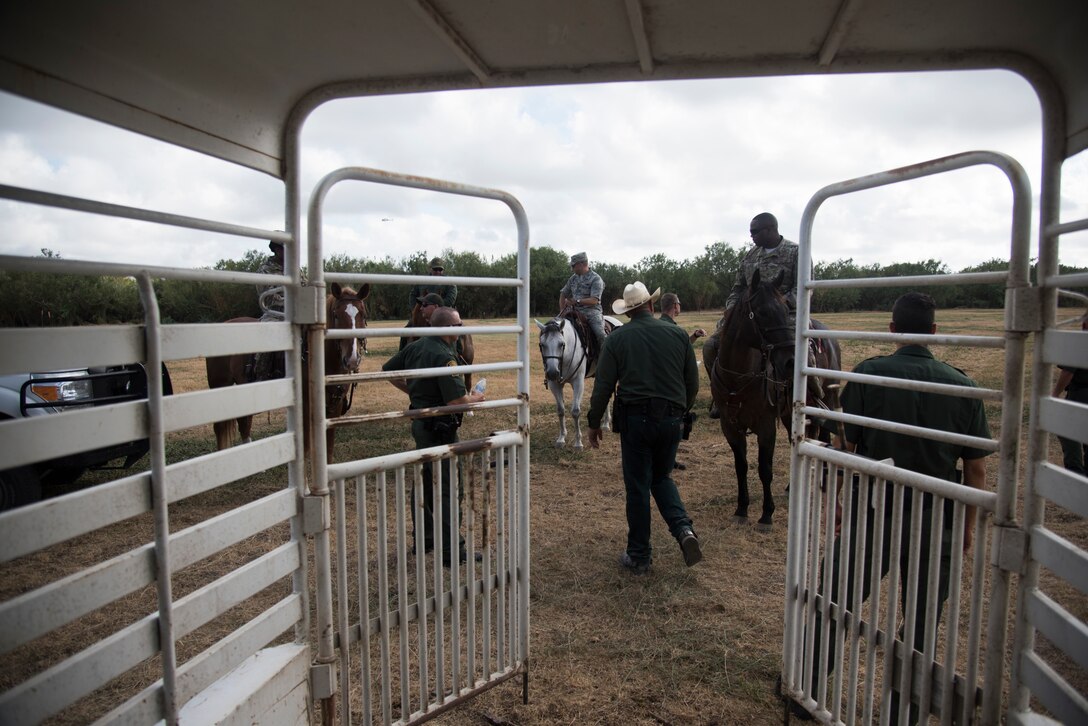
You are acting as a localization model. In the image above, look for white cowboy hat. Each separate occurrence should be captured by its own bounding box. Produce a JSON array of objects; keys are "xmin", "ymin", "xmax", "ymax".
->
[{"xmin": 612, "ymin": 281, "xmax": 662, "ymax": 314}]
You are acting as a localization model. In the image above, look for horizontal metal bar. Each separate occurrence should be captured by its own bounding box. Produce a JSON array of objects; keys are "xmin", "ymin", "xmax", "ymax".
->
[
  {"xmin": 796, "ymin": 442, "xmax": 998, "ymax": 510},
  {"xmin": 1044, "ymin": 216, "xmax": 1088, "ymax": 237},
  {"xmin": 807, "ymin": 270, "xmax": 1007, "ymax": 289},
  {"xmin": 327, "ymin": 430, "xmax": 523, "ymax": 481},
  {"xmin": 803, "ymin": 366, "xmax": 1002, "ymax": 401},
  {"xmin": 164, "ymin": 379, "xmax": 295, "ymax": 432},
  {"xmin": 1044, "ymin": 270, "xmax": 1088, "ymax": 288},
  {"xmin": 806, "ymin": 328, "xmax": 1006, "ymax": 348},
  {"xmin": 1039, "ymin": 396, "xmax": 1088, "ymax": 444},
  {"xmin": 326, "ymin": 271, "xmax": 522, "ymax": 288},
  {"xmin": 108, "ymin": 624, "xmax": 305, "ymax": 725},
  {"xmin": 0, "ymin": 435, "xmax": 294, "ymax": 563},
  {"xmin": 0, "ymin": 489, "xmax": 296, "ymax": 654},
  {"xmin": 0, "ymin": 183, "xmax": 291, "ymax": 244},
  {"xmin": 1034, "ymin": 462, "xmax": 1088, "ymax": 519},
  {"xmin": 1023, "ymin": 590, "xmax": 1088, "ymax": 671},
  {"xmin": 328, "ymin": 397, "xmax": 522, "ymax": 428},
  {"xmin": 0, "ymin": 399, "xmax": 146, "ymax": 470},
  {"xmin": 800, "ymin": 406, "xmax": 999, "ymax": 452},
  {"xmin": 1030, "ymin": 526, "xmax": 1088, "ymax": 596},
  {"xmin": 1040, "ymin": 329, "xmax": 1087, "ymax": 369},
  {"xmin": 0, "ymin": 252, "xmax": 291, "ymax": 286},
  {"xmin": 0, "ymin": 326, "xmax": 143, "ymax": 375},
  {"xmin": 1018, "ymin": 651, "xmax": 1088, "ymax": 726},
  {"xmin": 164, "ymin": 321, "xmax": 294, "ymax": 359},
  {"xmin": 329, "ymin": 360, "xmax": 522, "ymax": 384},
  {"xmin": 328, "ymin": 324, "xmax": 521, "ymax": 339}
]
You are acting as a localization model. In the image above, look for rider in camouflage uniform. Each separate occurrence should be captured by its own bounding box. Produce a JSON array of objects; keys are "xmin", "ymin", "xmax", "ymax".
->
[
  {"xmin": 252, "ymin": 240, "xmax": 286, "ymax": 381},
  {"xmin": 704, "ymin": 212, "xmax": 809, "ymax": 417},
  {"xmin": 559, "ymin": 251, "xmax": 606, "ymax": 355},
  {"xmin": 409, "ymin": 257, "xmax": 457, "ymax": 308}
]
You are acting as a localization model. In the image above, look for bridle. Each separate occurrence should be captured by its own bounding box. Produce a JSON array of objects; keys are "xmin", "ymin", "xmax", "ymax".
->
[
  {"xmin": 326, "ymin": 291, "xmax": 367, "ymax": 415},
  {"xmin": 739, "ymin": 285, "xmax": 792, "ymax": 362},
  {"xmin": 539, "ymin": 316, "xmax": 586, "ymax": 386}
]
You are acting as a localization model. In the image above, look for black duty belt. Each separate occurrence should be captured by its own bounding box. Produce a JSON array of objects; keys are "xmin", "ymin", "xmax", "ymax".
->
[{"xmin": 621, "ymin": 397, "xmax": 686, "ymax": 419}]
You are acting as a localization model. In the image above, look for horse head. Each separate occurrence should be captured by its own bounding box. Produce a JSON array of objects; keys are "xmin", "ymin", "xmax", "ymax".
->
[
  {"xmin": 537, "ymin": 316, "xmax": 569, "ymax": 384},
  {"xmin": 329, "ymin": 282, "xmax": 370, "ymax": 374},
  {"xmin": 745, "ymin": 269, "xmax": 794, "ymax": 383}
]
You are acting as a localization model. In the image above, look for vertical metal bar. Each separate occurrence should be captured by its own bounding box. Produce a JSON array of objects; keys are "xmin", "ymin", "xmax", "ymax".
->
[
  {"xmin": 433, "ymin": 459, "xmax": 446, "ymax": 703},
  {"xmin": 816, "ymin": 462, "xmax": 837, "ymax": 712},
  {"xmin": 962, "ymin": 510, "xmax": 989, "ymax": 725},
  {"xmin": 899, "ymin": 489, "xmax": 924, "ymax": 726},
  {"xmin": 496, "ymin": 447, "xmax": 507, "ymax": 672},
  {"xmin": 940, "ymin": 502, "xmax": 967, "ymax": 726},
  {"xmin": 356, "ymin": 476, "xmax": 373, "ymax": 726},
  {"xmin": 395, "ymin": 467, "xmax": 411, "ymax": 719},
  {"xmin": 880, "ymin": 485, "xmax": 905, "ymax": 726},
  {"xmin": 800, "ymin": 456, "xmax": 825, "ymax": 703},
  {"xmin": 846, "ymin": 476, "xmax": 871, "ymax": 723},
  {"xmin": 333, "ymin": 476, "xmax": 352, "ymax": 726},
  {"xmin": 466, "ymin": 454, "xmax": 478, "ymax": 688},
  {"xmin": 918, "ymin": 495, "xmax": 946, "ymax": 721},
  {"xmin": 862, "ymin": 477, "xmax": 888, "ymax": 724},
  {"xmin": 136, "ymin": 274, "xmax": 177, "ymax": 724},
  {"xmin": 482, "ymin": 449, "xmax": 493, "ymax": 681},
  {"xmin": 830, "ymin": 463, "xmax": 857, "ymax": 721},
  {"xmin": 413, "ymin": 464, "xmax": 430, "ymax": 711},
  {"xmin": 376, "ymin": 472, "xmax": 392, "ymax": 726},
  {"xmin": 450, "ymin": 454, "xmax": 463, "ymax": 696},
  {"xmin": 513, "ymin": 191, "xmax": 533, "ymax": 695}
]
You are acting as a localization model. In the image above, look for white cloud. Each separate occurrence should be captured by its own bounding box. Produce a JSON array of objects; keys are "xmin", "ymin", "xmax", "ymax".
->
[{"xmin": 2, "ymin": 68, "xmax": 1084, "ymax": 275}]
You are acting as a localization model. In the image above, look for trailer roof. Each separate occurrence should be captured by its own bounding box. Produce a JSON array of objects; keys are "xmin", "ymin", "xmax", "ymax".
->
[{"xmin": 2, "ymin": 0, "xmax": 1085, "ymax": 177}]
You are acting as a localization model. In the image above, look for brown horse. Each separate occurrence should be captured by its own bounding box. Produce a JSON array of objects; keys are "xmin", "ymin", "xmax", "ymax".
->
[
  {"xmin": 205, "ymin": 283, "xmax": 370, "ymax": 462},
  {"xmin": 399, "ymin": 302, "xmax": 475, "ymax": 390},
  {"xmin": 705, "ymin": 269, "xmax": 840, "ymax": 529}
]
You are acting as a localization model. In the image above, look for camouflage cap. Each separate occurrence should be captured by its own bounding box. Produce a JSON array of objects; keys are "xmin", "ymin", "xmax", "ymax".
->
[
  {"xmin": 569, "ymin": 251, "xmax": 588, "ymax": 266},
  {"xmin": 417, "ymin": 293, "xmax": 444, "ymax": 306},
  {"xmin": 429, "ymin": 257, "xmax": 445, "ymax": 269}
]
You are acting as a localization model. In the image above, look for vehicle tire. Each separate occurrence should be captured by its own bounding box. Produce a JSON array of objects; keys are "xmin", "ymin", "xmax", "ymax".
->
[
  {"xmin": 0, "ymin": 465, "xmax": 42, "ymax": 510},
  {"xmin": 40, "ymin": 465, "xmax": 87, "ymax": 489}
]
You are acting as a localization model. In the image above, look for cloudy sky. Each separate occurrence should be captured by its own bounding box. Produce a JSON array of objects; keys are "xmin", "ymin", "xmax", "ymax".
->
[{"xmin": 1, "ymin": 69, "xmax": 1086, "ymax": 274}]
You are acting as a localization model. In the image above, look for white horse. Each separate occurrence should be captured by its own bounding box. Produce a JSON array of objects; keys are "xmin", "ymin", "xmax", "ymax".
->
[{"xmin": 536, "ymin": 314, "xmax": 620, "ymax": 450}]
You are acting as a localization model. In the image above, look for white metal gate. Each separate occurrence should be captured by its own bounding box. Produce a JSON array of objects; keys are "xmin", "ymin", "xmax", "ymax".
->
[
  {"xmin": 304, "ymin": 168, "xmax": 532, "ymax": 725},
  {"xmin": 781, "ymin": 151, "xmax": 1044, "ymax": 724}
]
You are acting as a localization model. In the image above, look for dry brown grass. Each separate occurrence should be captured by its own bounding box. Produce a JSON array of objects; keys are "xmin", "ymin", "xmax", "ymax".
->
[{"xmin": 3, "ymin": 308, "xmax": 1084, "ymax": 725}]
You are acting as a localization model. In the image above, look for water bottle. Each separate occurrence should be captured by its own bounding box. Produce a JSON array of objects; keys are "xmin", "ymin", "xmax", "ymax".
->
[{"xmin": 467, "ymin": 378, "xmax": 486, "ymax": 416}]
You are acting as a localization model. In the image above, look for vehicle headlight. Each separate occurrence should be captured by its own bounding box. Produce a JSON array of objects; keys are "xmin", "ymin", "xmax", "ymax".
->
[{"xmin": 31, "ymin": 378, "xmax": 93, "ymax": 403}]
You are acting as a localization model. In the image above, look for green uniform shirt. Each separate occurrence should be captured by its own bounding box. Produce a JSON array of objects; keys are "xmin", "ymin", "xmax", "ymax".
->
[
  {"xmin": 842, "ymin": 345, "xmax": 991, "ymax": 482},
  {"xmin": 382, "ymin": 336, "xmax": 466, "ymax": 408},
  {"xmin": 587, "ymin": 310, "xmax": 698, "ymax": 428}
]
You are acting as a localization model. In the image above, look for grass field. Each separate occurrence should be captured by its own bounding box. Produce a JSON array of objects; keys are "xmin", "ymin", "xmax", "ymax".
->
[{"xmin": 2, "ymin": 307, "xmax": 1084, "ymax": 725}]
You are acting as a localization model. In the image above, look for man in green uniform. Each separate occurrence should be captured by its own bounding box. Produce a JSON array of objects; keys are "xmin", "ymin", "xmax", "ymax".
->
[
  {"xmin": 587, "ymin": 281, "xmax": 703, "ymax": 575},
  {"xmin": 791, "ymin": 292, "xmax": 991, "ymax": 722},
  {"xmin": 659, "ymin": 292, "xmax": 707, "ymax": 344},
  {"xmin": 383, "ymin": 306, "xmax": 485, "ymax": 566}
]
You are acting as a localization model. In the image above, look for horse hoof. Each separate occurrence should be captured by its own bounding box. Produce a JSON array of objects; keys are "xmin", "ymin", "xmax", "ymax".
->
[
  {"xmin": 732, "ymin": 515, "xmax": 749, "ymax": 526},
  {"xmin": 754, "ymin": 522, "xmax": 773, "ymax": 532},
  {"xmin": 573, "ymin": 444, "xmax": 584, "ymax": 452},
  {"xmin": 554, "ymin": 440, "xmax": 565, "ymax": 449}
]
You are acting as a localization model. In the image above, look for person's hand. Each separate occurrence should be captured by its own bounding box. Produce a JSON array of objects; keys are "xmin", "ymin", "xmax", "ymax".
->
[
  {"xmin": 469, "ymin": 391, "xmax": 485, "ymax": 404},
  {"xmin": 692, "ymin": 328, "xmax": 707, "ymax": 339},
  {"xmin": 588, "ymin": 427, "xmax": 603, "ymax": 449}
]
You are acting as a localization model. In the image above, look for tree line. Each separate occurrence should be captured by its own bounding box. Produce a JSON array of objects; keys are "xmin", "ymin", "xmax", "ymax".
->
[{"xmin": 1, "ymin": 246, "xmax": 1085, "ymax": 327}]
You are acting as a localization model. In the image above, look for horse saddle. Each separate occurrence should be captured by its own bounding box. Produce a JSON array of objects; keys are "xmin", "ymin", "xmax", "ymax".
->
[{"xmin": 562, "ymin": 307, "xmax": 604, "ymax": 376}]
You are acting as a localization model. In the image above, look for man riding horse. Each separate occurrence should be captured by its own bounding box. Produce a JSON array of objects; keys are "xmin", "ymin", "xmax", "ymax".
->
[
  {"xmin": 558, "ymin": 251, "xmax": 607, "ymax": 372},
  {"xmin": 251, "ymin": 239, "xmax": 286, "ymax": 382},
  {"xmin": 703, "ymin": 212, "xmax": 826, "ymax": 419}
]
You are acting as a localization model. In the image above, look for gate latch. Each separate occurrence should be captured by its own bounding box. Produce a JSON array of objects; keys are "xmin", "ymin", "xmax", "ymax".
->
[
  {"xmin": 992, "ymin": 524, "xmax": 1027, "ymax": 574},
  {"xmin": 302, "ymin": 494, "xmax": 330, "ymax": 535}
]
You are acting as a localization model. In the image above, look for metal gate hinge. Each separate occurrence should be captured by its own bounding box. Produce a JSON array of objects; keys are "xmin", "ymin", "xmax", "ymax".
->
[
  {"xmin": 310, "ymin": 662, "xmax": 337, "ymax": 700},
  {"xmin": 302, "ymin": 495, "xmax": 330, "ymax": 535},
  {"xmin": 294, "ymin": 283, "xmax": 323, "ymax": 325},
  {"xmin": 991, "ymin": 525, "xmax": 1028, "ymax": 574},
  {"xmin": 1004, "ymin": 286, "xmax": 1043, "ymax": 333}
]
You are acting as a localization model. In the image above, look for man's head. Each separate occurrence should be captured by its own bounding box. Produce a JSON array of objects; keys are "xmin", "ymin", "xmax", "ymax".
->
[
  {"xmin": 569, "ymin": 251, "xmax": 589, "ymax": 275},
  {"xmin": 660, "ymin": 292, "xmax": 680, "ymax": 318},
  {"xmin": 749, "ymin": 212, "xmax": 780, "ymax": 249},
  {"xmin": 891, "ymin": 291, "xmax": 937, "ymax": 335},
  {"xmin": 269, "ymin": 240, "xmax": 285, "ymax": 263},
  {"xmin": 612, "ymin": 281, "xmax": 662, "ymax": 317},
  {"xmin": 429, "ymin": 306, "xmax": 462, "ymax": 342},
  {"xmin": 417, "ymin": 292, "xmax": 443, "ymax": 322},
  {"xmin": 429, "ymin": 257, "xmax": 446, "ymax": 275}
]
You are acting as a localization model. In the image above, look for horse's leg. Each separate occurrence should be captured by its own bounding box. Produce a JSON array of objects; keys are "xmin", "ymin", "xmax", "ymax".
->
[
  {"xmin": 570, "ymin": 375, "xmax": 584, "ymax": 451},
  {"xmin": 238, "ymin": 414, "xmax": 253, "ymax": 445},
  {"xmin": 326, "ymin": 428, "xmax": 336, "ymax": 464},
  {"xmin": 550, "ymin": 382, "xmax": 567, "ymax": 448},
  {"xmin": 722, "ymin": 422, "xmax": 750, "ymax": 524},
  {"xmin": 754, "ymin": 425, "xmax": 777, "ymax": 530},
  {"xmin": 213, "ymin": 421, "xmax": 231, "ymax": 451}
]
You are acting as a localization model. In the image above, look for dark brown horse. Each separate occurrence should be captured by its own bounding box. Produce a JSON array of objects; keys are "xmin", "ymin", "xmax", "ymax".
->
[
  {"xmin": 206, "ymin": 283, "xmax": 370, "ymax": 462},
  {"xmin": 399, "ymin": 302, "xmax": 476, "ymax": 390},
  {"xmin": 705, "ymin": 269, "xmax": 840, "ymax": 529}
]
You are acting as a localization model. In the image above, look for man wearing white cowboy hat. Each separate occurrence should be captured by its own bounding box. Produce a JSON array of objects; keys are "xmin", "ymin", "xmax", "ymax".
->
[{"xmin": 587, "ymin": 281, "xmax": 703, "ymax": 574}]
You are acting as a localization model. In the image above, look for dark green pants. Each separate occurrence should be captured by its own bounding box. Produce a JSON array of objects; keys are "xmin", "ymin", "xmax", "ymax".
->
[
  {"xmin": 620, "ymin": 413, "xmax": 692, "ymax": 564},
  {"xmin": 411, "ymin": 418, "xmax": 464, "ymax": 560}
]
